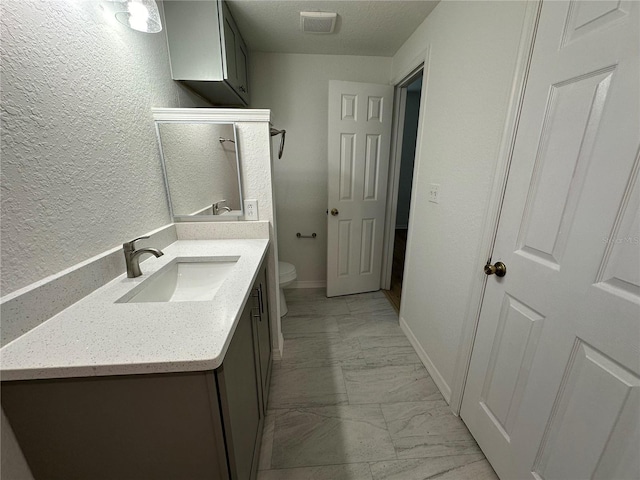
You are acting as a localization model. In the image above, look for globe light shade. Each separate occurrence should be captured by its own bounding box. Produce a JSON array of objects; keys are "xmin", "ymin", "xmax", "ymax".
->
[{"xmin": 115, "ymin": 0, "xmax": 162, "ymax": 34}]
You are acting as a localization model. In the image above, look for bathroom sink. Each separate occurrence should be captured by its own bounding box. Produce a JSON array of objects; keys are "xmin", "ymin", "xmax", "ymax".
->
[{"xmin": 118, "ymin": 257, "xmax": 239, "ymax": 303}]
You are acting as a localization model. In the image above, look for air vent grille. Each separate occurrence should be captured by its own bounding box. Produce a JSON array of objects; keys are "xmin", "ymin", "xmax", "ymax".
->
[{"xmin": 300, "ymin": 11, "xmax": 337, "ymax": 34}]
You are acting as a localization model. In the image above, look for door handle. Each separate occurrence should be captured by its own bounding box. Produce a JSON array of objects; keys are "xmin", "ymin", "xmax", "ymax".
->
[
  {"xmin": 331, "ymin": 208, "xmax": 339, "ymax": 216},
  {"xmin": 484, "ymin": 261, "xmax": 507, "ymax": 277},
  {"xmin": 252, "ymin": 287, "xmax": 264, "ymax": 321}
]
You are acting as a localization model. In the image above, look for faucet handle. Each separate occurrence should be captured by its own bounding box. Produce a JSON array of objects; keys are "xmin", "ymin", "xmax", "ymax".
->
[{"xmin": 123, "ymin": 235, "xmax": 150, "ymax": 251}]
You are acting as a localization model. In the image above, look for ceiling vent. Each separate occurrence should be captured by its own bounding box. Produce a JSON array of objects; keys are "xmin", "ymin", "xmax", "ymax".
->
[{"xmin": 300, "ymin": 12, "xmax": 337, "ymax": 34}]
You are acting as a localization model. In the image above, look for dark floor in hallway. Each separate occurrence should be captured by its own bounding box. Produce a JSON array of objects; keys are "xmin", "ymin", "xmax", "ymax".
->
[
  {"xmin": 383, "ymin": 229, "xmax": 408, "ymax": 312},
  {"xmin": 257, "ymin": 289, "xmax": 497, "ymax": 479}
]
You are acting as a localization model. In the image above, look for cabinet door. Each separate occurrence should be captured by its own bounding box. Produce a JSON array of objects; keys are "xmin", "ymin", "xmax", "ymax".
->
[
  {"xmin": 236, "ymin": 38, "xmax": 249, "ymax": 103},
  {"xmin": 2, "ymin": 372, "xmax": 230, "ymax": 480},
  {"xmin": 221, "ymin": 9, "xmax": 238, "ymax": 88},
  {"xmin": 253, "ymin": 266, "xmax": 272, "ymax": 412},
  {"xmin": 217, "ymin": 305, "xmax": 261, "ymax": 480},
  {"xmin": 163, "ymin": 1, "xmax": 224, "ymax": 81}
]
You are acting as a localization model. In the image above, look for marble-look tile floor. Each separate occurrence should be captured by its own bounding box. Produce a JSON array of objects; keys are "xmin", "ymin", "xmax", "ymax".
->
[{"xmin": 257, "ymin": 289, "xmax": 498, "ymax": 480}]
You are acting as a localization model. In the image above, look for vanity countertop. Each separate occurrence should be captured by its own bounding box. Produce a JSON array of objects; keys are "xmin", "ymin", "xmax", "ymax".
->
[{"xmin": 0, "ymin": 239, "xmax": 269, "ymax": 381}]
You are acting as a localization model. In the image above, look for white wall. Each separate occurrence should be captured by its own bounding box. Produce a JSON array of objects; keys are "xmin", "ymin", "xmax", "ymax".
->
[
  {"xmin": 249, "ymin": 53, "xmax": 392, "ymax": 286},
  {"xmin": 0, "ymin": 0, "xmax": 208, "ymax": 296},
  {"xmin": 394, "ymin": 1, "xmax": 529, "ymax": 401}
]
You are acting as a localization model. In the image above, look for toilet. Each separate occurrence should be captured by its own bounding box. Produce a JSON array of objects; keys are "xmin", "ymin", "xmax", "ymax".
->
[{"xmin": 278, "ymin": 261, "xmax": 297, "ymax": 317}]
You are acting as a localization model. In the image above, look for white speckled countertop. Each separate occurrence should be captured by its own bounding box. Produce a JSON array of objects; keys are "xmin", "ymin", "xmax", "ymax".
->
[{"xmin": 0, "ymin": 239, "xmax": 269, "ymax": 381}]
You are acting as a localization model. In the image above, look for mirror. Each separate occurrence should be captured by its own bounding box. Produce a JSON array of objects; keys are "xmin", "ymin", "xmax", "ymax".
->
[{"xmin": 154, "ymin": 122, "xmax": 243, "ymax": 221}]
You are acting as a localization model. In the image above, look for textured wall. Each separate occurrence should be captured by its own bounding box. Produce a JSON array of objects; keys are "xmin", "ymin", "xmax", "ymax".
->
[
  {"xmin": 249, "ymin": 53, "xmax": 392, "ymax": 286},
  {"xmin": 0, "ymin": 2, "xmax": 208, "ymax": 475},
  {"xmin": 392, "ymin": 1, "xmax": 528, "ymax": 399},
  {"xmin": 0, "ymin": 0, "xmax": 208, "ymax": 296},
  {"xmin": 159, "ymin": 123, "xmax": 241, "ymax": 214}
]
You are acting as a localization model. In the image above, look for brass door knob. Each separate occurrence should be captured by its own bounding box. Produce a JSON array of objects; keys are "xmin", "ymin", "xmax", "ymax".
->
[
  {"xmin": 484, "ymin": 261, "xmax": 507, "ymax": 277},
  {"xmin": 331, "ymin": 208, "xmax": 339, "ymax": 216}
]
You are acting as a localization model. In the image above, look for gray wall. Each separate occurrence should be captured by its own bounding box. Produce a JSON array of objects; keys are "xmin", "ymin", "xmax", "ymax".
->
[
  {"xmin": 0, "ymin": 0, "xmax": 209, "ymax": 296},
  {"xmin": 396, "ymin": 89, "xmax": 421, "ymax": 229}
]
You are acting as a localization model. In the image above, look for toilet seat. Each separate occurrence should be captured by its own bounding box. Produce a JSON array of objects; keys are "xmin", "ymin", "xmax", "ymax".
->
[
  {"xmin": 278, "ymin": 262, "xmax": 297, "ymax": 317},
  {"xmin": 279, "ymin": 261, "xmax": 297, "ymax": 285}
]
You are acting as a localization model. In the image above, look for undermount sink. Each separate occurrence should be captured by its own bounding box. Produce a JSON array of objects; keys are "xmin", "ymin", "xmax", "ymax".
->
[{"xmin": 118, "ymin": 257, "xmax": 239, "ymax": 303}]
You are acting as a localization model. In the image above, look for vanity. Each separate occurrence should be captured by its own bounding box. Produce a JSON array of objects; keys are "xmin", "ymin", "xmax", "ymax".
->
[
  {"xmin": 1, "ymin": 239, "xmax": 272, "ymax": 479},
  {"xmin": 0, "ymin": 107, "xmax": 281, "ymax": 479}
]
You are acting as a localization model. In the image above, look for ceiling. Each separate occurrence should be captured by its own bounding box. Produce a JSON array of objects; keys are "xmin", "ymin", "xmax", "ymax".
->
[{"xmin": 226, "ymin": 1, "xmax": 440, "ymax": 56}]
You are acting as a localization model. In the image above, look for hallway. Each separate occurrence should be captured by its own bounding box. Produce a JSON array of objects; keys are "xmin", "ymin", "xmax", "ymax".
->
[
  {"xmin": 257, "ymin": 289, "xmax": 498, "ymax": 479},
  {"xmin": 383, "ymin": 229, "xmax": 408, "ymax": 312}
]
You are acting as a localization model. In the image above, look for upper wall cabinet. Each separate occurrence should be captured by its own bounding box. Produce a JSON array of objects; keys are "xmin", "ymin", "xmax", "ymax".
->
[{"xmin": 164, "ymin": 0, "xmax": 250, "ymax": 106}]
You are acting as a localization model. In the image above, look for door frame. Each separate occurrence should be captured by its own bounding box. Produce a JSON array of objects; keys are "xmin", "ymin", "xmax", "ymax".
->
[
  {"xmin": 448, "ymin": 0, "xmax": 543, "ymax": 414},
  {"xmin": 381, "ymin": 64, "xmax": 424, "ymax": 290},
  {"xmin": 326, "ymin": 80, "xmax": 394, "ymax": 297}
]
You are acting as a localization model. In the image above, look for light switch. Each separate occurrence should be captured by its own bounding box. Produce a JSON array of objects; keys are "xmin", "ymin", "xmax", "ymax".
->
[
  {"xmin": 244, "ymin": 199, "xmax": 258, "ymax": 220},
  {"xmin": 428, "ymin": 184, "xmax": 440, "ymax": 204}
]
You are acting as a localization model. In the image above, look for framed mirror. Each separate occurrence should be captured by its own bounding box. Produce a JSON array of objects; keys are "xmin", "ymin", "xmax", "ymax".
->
[{"xmin": 154, "ymin": 121, "xmax": 243, "ymax": 221}]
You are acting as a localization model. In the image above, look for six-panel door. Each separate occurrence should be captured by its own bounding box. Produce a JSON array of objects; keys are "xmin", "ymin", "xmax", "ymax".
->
[
  {"xmin": 327, "ymin": 80, "xmax": 394, "ymax": 297},
  {"xmin": 461, "ymin": 1, "xmax": 640, "ymax": 478}
]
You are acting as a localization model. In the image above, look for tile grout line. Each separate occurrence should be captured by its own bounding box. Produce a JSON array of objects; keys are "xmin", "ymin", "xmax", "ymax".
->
[
  {"xmin": 259, "ymin": 459, "xmax": 378, "ymax": 471},
  {"xmin": 340, "ymin": 363, "xmax": 351, "ymax": 405},
  {"xmin": 266, "ymin": 290, "xmax": 495, "ymax": 477},
  {"xmin": 367, "ymin": 461, "xmax": 376, "ymax": 480},
  {"xmin": 425, "ymin": 458, "xmax": 491, "ymax": 480},
  {"xmin": 376, "ymin": 402, "xmax": 399, "ymax": 461},
  {"xmin": 260, "ymin": 456, "xmax": 492, "ymax": 479}
]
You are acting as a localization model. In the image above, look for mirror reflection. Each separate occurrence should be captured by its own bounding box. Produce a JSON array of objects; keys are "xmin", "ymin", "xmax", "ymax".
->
[{"xmin": 156, "ymin": 122, "xmax": 243, "ymax": 220}]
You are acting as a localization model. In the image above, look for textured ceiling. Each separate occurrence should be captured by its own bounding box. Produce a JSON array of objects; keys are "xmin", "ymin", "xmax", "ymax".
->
[{"xmin": 226, "ymin": 0, "xmax": 439, "ymax": 56}]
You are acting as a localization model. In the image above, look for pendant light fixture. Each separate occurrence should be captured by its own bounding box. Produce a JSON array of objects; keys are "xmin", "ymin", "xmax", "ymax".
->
[{"xmin": 112, "ymin": 0, "xmax": 162, "ymax": 33}]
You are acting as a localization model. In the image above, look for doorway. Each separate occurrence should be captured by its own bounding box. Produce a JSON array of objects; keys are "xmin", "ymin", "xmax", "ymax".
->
[{"xmin": 382, "ymin": 70, "xmax": 423, "ymax": 311}]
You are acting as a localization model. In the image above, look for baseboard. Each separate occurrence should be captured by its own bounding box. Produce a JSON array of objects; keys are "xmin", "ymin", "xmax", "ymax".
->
[
  {"xmin": 400, "ymin": 315, "xmax": 452, "ymax": 403},
  {"xmin": 288, "ymin": 280, "xmax": 326, "ymax": 289},
  {"xmin": 273, "ymin": 333, "xmax": 284, "ymax": 361}
]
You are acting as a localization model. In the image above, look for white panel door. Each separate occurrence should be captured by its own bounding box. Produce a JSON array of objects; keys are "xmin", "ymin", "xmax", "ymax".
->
[
  {"xmin": 327, "ymin": 81, "xmax": 393, "ymax": 297},
  {"xmin": 461, "ymin": 1, "xmax": 639, "ymax": 479}
]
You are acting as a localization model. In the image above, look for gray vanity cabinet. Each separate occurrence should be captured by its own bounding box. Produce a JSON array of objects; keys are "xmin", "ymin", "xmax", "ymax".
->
[
  {"xmin": 251, "ymin": 264, "xmax": 272, "ymax": 413},
  {"xmin": 214, "ymin": 261, "xmax": 273, "ymax": 479},
  {"xmin": 217, "ymin": 300, "xmax": 262, "ymax": 480},
  {"xmin": 2, "ymin": 262, "xmax": 273, "ymax": 480},
  {"xmin": 163, "ymin": 0, "xmax": 250, "ymax": 106},
  {"xmin": 2, "ymin": 372, "xmax": 231, "ymax": 480}
]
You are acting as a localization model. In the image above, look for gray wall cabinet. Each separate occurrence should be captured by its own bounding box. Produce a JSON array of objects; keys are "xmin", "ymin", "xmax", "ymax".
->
[
  {"xmin": 2, "ymin": 262, "xmax": 272, "ymax": 480},
  {"xmin": 164, "ymin": 0, "xmax": 250, "ymax": 106}
]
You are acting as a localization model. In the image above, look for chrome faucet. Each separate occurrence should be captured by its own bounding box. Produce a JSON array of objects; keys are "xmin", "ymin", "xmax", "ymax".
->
[
  {"xmin": 213, "ymin": 201, "xmax": 232, "ymax": 215},
  {"xmin": 123, "ymin": 236, "xmax": 164, "ymax": 278}
]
